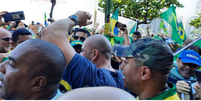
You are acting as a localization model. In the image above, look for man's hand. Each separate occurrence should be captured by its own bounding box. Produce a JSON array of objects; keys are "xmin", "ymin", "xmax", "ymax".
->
[
  {"xmin": 108, "ymin": 32, "xmax": 114, "ymax": 38},
  {"xmin": 194, "ymin": 82, "xmax": 201, "ymax": 98},
  {"xmin": 176, "ymin": 81, "xmax": 191, "ymax": 94},
  {"xmin": 0, "ymin": 11, "xmax": 9, "ymax": 26},
  {"xmin": 74, "ymin": 11, "xmax": 92, "ymax": 26},
  {"xmin": 93, "ymin": 22, "xmax": 99, "ymax": 31},
  {"xmin": 98, "ymin": 27, "xmax": 104, "ymax": 35},
  {"xmin": 48, "ymin": 18, "xmax": 55, "ymax": 23}
]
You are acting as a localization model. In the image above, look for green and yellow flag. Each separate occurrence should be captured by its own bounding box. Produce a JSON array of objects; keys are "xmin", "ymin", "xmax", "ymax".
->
[
  {"xmin": 178, "ymin": 21, "xmax": 187, "ymax": 41},
  {"xmin": 129, "ymin": 22, "xmax": 137, "ymax": 38},
  {"xmin": 159, "ymin": 20, "xmax": 168, "ymax": 35},
  {"xmin": 105, "ymin": 0, "xmax": 113, "ymax": 23},
  {"xmin": 110, "ymin": 9, "xmax": 118, "ymax": 35},
  {"xmin": 160, "ymin": 5, "xmax": 183, "ymax": 44},
  {"xmin": 44, "ymin": 12, "xmax": 47, "ymax": 27},
  {"xmin": 193, "ymin": 38, "xmax": 201, "ymax": 48},
  {"xmin": 104, "ymin": 34, "xmax": 124, "ymax": 45}
]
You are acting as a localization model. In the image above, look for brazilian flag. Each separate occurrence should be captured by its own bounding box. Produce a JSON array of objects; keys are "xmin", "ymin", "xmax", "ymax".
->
[
  {"xmin": 159, "ymin": 20, "xmax": 168, "ymax": 35},
  {"xmin": 160, "ymin": 5, "xmax": 183, "ymax": 44},
  {"xmin": 110, "ymin": 9, "xmax": 118, "ymax": 36},
  {"xmin": 178, "ymin": 21, "xmax": 187, "ymax": 41}
]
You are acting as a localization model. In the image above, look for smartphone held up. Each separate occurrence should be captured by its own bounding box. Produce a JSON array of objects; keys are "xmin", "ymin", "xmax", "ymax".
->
[{"xmin": 3, "ymin": 11, "xmax": 25, "ymax": 22}]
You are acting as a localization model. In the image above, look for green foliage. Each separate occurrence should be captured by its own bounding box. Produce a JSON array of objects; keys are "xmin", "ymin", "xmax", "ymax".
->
[
  {"xmin": 189, "ymin": 13, "xmax": 201, "ymax": 29},
  {"xmin": 98, "ymin": 0, "xmax": 183, "ymax": 24}
]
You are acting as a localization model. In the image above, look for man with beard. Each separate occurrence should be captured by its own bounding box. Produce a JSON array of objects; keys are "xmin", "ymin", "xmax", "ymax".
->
[
  {"xmin": 0, "ymin": 28, "xmax": 12, "ymax": 63},
  {"xmin": 0, "ymin": 11, "xmax": 12, "ymax": 63}
]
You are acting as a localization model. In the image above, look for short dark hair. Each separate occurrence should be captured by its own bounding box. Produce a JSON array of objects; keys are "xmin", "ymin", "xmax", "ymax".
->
[
  {"xmin": 12, "ymin": 28, "xmax": 32, "ymax": 43},
  {"xmin": 133, "ymin": 31, "xmax": 141, "ymax": 38},
  {"xmin": 74, "ymin": 28, "xmax": 90, "ymax": 37},
  {"xmin": 21, "ymin": 39, "xmax": 66, "ymax": 86},
  {"xmin": 187, "ymin": 45, "xmax": 201, "ymax": 55}
]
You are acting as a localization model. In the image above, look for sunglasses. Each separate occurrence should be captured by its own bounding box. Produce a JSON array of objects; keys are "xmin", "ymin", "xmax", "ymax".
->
[
  {"xmin": 73, "ymin": 36, "xmax": 86, "ymax": 41},
  {"xmin": 182, "ymin": 62, "xmax": 199, "ymax": 69},
  {"xmin": 0, "ymin": 37, "xmax": 12, "ymax": 42}
]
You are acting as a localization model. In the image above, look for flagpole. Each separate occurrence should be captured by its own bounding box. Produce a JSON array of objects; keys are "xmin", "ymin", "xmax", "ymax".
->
[
  {"xmin": 173, "ymin": 37, "xmax": 201, "ymax": 56},
  {"xmin": 94, "ymin": 0, "xmax": 98, "ymax": 24},
  {"xmin": 135, "ymin": 19, "xmax": 138, "ymax": 31}
]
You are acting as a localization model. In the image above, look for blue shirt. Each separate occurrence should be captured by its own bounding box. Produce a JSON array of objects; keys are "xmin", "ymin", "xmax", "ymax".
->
[{"xmin": 61, "ymin": 53, "xmax": 125, "ymax": 90}]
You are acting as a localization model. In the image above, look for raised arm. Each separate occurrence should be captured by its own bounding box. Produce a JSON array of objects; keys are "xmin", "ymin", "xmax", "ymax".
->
[
  {"xmin": 0, "ymin": 11, "xmax": 9, "ymax": 26},
  {"xmin": 122, "ymin": 28, "xmax": 130, "ymax": 45},
  {"xmin": 41, "ymin": 11, "xmax": 92, "ymax": 66}
]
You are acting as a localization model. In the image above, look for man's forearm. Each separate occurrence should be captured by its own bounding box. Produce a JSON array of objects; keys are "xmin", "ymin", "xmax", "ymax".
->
[
  {"xmin": 41, "ymin": 11, "xmax": 92, "ymax": 66},
  {"xmin": 123, "ymin": 30, "xmax": 130, "ymax": 46},
  {"xmin": 43, "ymin": 18, "xmax": 75, "ymax": 37},
  {"xmin": 41, "ymin": 18, "xmax": 76, "ymax": 66}
]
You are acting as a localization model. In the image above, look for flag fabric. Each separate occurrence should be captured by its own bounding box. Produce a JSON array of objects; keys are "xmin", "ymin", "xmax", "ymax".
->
[
  {"xmin": 105, "ymin": 0, "xmax": 113, "ymax": 23},
  {"xmin": 104, "ymin": 35, "xmax": 124, "ymax": 45},
  {"xmin": 159, "ymin": 20, "xmax": 168, "ymax": 35},
  {"xmin": 178, "ymin": 21, "xmax": 187, "ymax": 41},
  {"xmin": 193, "ymin": 38, "xmax": 201, "ymax": 48},
  {"xmin": 160, "ymin": 5, "xmax": 183, "ymax": 44},
  {"xmin": 110, "ymin": 9, "xmax": 118, "ymax": 35},
  {"xmin": 129, "ymin": 22, "xmax": 137, "ymax": 37},
  {"xmin": 44, "ymin": 12, "xmax": 47, "ymax": 27}
]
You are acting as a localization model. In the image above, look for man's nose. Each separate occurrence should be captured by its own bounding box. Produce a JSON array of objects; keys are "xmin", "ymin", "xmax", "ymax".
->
[
  {"xmin": 185, "ymin": 65, "xmax": 191, "ymax": 69},
  {"xmin": 0, "ymin": 61, "xmax": 7, "ymax": 74}
]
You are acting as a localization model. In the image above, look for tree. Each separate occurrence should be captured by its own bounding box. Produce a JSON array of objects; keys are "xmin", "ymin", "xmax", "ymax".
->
[
  {"xmin": 98, "ymin": 0, "xmax": 183, "ymax": 25},
  {"xmin": 189, "ymin": 13, "xmax": 201, "ymax": 29}
]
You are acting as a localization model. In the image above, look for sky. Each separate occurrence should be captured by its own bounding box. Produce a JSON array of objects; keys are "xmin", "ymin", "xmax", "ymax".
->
[
  {"xmin": 177, "ymin": 0, "xmax": 200, "ymax": 25},
  {"xmin": 0, "ymin": 0, "xmax": 200, "ymax": 29}
]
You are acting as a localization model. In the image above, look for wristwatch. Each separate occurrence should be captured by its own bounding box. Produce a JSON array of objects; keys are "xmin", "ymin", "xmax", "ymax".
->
[{"xmin": 69, "ymin": 15, "xmax": 79, "ymax": 25}]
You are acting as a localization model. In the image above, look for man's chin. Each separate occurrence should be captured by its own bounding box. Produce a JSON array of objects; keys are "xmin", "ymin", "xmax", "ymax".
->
[{"xmin": 181, "ymin": 74, "xmax": 190, "ymax": 79}]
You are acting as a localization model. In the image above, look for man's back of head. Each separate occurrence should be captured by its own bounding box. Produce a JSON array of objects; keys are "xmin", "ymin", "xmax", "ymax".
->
[
  {"xmin": 184, "ymin": 38, "xmax": 193, "ymax": 47},
  {"xmin": 80, "ymin": 35, "xmax": 112, "ymax": 61},
  {"xmin": 0, "ymin": 39, "xmax": 66, "ymax": 100},
  {"xmin": 56, "ymin": 87, "xmax": 136, "ymax": 100}
]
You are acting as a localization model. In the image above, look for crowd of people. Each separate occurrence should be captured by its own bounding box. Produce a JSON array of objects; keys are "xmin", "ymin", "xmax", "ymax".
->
[{"xmin": 0, "ymin": 10, "xmax": 201, "ymax": 100}]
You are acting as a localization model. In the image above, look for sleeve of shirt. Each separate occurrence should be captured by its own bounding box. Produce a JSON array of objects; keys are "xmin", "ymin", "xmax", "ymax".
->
[{"xmin": 64, "ymin": 53, "xmax": 106, "ymax": 89}]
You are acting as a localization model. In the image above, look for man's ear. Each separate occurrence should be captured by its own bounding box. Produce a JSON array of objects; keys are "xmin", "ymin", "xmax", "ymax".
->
[
  {"xmin": 31, "ymin": 76, "xmax": 47, "ymax": 92},
  {"xmin": 91, "ymin": 49, "xmax": 99, "ymax": 61},
  {"xmin": 140, "ymin": 66, "xmax": 151, "ymax": 81}
]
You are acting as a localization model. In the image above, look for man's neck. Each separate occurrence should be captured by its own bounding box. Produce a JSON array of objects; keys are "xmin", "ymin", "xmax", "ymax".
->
[
  {"xmin": 94, "ymin": 59, "xmax": 115, "ymax": 72},
  {"xmin": 138, "ymin": 83, "xmax": 168, "ymax": 100},
  {"xmin": 29, "ymin": 86, "xmax": 58, "ymax": 100}
]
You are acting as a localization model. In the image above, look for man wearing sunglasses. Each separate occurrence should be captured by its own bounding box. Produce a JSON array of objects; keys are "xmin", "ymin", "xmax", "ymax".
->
[
  {"xmin": 168, "ymin": 50, "xmax": 201, "ymax": 84},
  {"xmin": 0, "ymin": 28, "xmax": 12, "ymax": 63},
  {"xmin": 73, "ymin": 29, "xmax": 90, "ymax": 42},
  {"xmin": 168, "ymin": 50, "xmax": 201, "ymax": 99}
]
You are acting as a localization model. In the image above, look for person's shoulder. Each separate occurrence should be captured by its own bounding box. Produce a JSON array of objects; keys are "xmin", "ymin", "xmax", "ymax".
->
[{"xmin": 68, "ymin": 53, "xmax": 97, "ymax": 69}]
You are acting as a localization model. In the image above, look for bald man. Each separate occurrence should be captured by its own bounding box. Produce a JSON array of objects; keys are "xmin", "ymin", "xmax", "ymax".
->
[
  {"xmin": 0, "ymin": 28, "xmax": 11, "ymax": 53},
  {"xmin": 0, "ymin": 39, "xmax": 66, "ymax": 100},
  {"xmin": 56, "ymin": 87, "xmax": 136, "ymax": 100},
  {"xmin": 41, "ymin": 11, "xmax": 127, "ymax": 93},
  {"xmin": 0, "ymin": 28, "xmax": 12, "ymax": 62}
]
